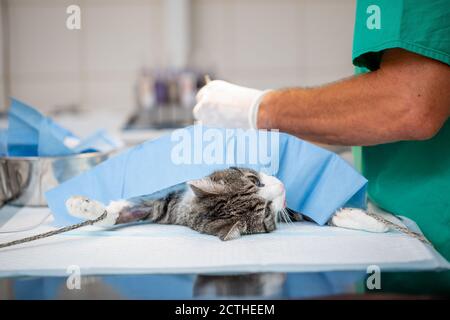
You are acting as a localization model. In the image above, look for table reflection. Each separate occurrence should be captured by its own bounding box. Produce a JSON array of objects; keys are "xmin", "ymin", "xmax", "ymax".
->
[{"xmin": 5, "ymin": 272, "xmax": 366, "ymax": 299}]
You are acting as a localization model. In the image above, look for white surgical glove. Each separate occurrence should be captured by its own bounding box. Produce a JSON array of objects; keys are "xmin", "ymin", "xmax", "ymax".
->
[{"xmin": 193, "ymin": 80, "xmax": 271, "ymax": 129}]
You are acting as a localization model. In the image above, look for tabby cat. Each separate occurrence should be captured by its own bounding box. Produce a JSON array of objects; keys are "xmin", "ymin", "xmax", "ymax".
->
[{"xmin": 66, "ymin": 167, "xmax": 387, "ymax": 240}]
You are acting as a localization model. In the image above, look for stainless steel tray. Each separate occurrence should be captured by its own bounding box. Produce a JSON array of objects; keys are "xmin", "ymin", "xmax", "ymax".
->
[{"xmin": 0, "ymin": 152, "xmax": 110, "ymax": 207}]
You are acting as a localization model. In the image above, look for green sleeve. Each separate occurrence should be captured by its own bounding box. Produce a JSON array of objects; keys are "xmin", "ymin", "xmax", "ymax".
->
[{"xmin": 352, "ymin": 0, "xmax": 450, "ymax": 70}]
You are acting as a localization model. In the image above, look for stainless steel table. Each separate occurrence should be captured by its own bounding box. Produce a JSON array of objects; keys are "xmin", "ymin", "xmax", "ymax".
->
[{"xmin": 1, "ymin": 272, "xmax": 367, "ymax": 299}]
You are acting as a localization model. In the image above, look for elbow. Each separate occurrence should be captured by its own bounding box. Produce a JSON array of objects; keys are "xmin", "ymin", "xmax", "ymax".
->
[
  {"xmin": 398, "ymin": 99, "xmax": 445, "ymax": 141},
  {"xmin": 411, "ymin": 120, "xmax": 442, "ymax": 141}
]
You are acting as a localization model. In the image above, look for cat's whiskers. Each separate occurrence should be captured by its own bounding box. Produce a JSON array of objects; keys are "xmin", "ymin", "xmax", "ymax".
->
[
  {"xmin": 281, "ymin": 208, "xmax": 293, "ymax": 225},
  {"xmin": 284, "ymin": 209, "xmax": 290, "ymax": 224},
  {"xmin": 273, "ymin": 202, "xmax": 281, "ymax": 227},
  {"xmin": 278, "ymin": 208, "xmax": 285, "ymax": 223},
  {"xmin": 280, "ymin": 209, "xmax": 286, "ymax": 223},
  {"xmin": 284, "ymin": 209, "xmax": 290, "ymax": 222},
  {"xmin": 278, "ymin": 208, "xmax": 287, "ymax": 224}
]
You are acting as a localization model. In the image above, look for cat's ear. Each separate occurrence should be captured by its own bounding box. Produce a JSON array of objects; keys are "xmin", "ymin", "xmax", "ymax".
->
[
  {"xmin": 188, "ymin": 178, "xmax": 226, "ymax": 198},
  {"xmin": 219, "ymin": 221, "xmax": 246, "ymax": 241}
]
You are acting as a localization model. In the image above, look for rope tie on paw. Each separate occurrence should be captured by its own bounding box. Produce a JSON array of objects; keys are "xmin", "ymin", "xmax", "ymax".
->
[
  {"xmin": 366, "ymin": 211, "xmax": 432, "ymax": 246},
  {"xmin": 0, "ymin": 211, "xmax": 108, "ymax": 249}
]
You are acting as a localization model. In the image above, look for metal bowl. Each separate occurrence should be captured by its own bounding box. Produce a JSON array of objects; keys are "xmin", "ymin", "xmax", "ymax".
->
[{"xmin": 0, "ymin": 152, "xmax": 110, "ymax": 207}]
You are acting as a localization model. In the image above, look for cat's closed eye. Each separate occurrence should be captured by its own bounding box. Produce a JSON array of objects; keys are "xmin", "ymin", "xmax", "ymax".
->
[{"xmin": 248, "ymin": 175, "xmax": 265, "ymax": 188}]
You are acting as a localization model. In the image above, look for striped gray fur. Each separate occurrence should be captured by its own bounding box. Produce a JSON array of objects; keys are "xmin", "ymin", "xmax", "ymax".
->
[{"xmin": 111, "ymin": 167, "xmax": 278, "ymax": 241}]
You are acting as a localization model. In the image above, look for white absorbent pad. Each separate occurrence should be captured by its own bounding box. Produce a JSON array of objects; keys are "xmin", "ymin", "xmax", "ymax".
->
[
  {"xmin": 0, "ymin": 205, "xmax": 51, "ymax": 233},
  {"xmin": 0, "ymin": 207, "xmax": 448, "ymax": 277}
]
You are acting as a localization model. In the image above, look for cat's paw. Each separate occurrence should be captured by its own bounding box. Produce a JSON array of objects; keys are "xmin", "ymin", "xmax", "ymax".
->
[
  {"xmin": 66, "ymin": 196, "xmax": 106, "ymax": 221},
  {"xmin": 331, "ymin": 208, "xmax": 388, "ymax": 233}
]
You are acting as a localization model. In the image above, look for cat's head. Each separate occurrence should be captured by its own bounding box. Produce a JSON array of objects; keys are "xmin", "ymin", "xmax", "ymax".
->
[{"xmin": 187, "ymin": 167, "xmax": 285, "ymax": 241}]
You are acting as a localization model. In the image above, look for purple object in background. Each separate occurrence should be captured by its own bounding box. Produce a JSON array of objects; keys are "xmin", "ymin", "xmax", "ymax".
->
[{"xmin": 154, "ymin": 73, "xmax": 169, "ymax": 105}]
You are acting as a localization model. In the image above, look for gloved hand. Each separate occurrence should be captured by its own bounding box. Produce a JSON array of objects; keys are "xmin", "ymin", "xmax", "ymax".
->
[{"xmin": 193, "ymin": 80, "xmax": 271, "ymax": 129}]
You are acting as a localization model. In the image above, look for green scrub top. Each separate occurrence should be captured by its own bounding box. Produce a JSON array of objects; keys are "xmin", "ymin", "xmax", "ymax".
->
[{"xmin": 352, "ymin": 0, "xmax": 450, "ymax": 293}]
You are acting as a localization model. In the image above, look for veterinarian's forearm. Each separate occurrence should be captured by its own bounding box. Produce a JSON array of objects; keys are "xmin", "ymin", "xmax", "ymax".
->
[
  {"xmin": 257, "ymin": 50, "xmax": 450, "ymax": 146},
  {"xmin": 257, "ymin": 73, "xmax": 405, "ymax": 146}
]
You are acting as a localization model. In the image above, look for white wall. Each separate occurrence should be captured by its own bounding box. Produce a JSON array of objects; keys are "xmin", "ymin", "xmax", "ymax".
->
[
  {"xmin": 191, "ymin": 0, "xmax": 356, "ymax": 89},
  {"xmin": 5, "ymin": 0, "xmax": 163, "ymax": 113},
  {"xmin": 2, "ymin": 0, "xmax": 356, "ymax": 113}
]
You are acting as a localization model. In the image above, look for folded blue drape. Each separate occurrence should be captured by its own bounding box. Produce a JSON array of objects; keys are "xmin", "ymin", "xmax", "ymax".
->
[
  {"xmin": 7, "ymin": 98, "xmax": 74, "ymax": 156},
  {"xmin": 6, "ymin": 98, "xmax": 118, "ymax": 157},
  {"xmin": 0, "ymin": 129, "xmax": 6, "ymax": 156},
  {"xmin": 46, "ymin": 126, "xmax": 367, "ymax": 227}
]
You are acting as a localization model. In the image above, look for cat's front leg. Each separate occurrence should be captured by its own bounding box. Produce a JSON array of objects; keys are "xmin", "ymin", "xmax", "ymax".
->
[
  {"xmin": 66, "ymin": 196, "xmax": 126, "ymax": 226},
  {"xmin": 329, "ymin": 208, "xmax": 388, "ymax": 233}
]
